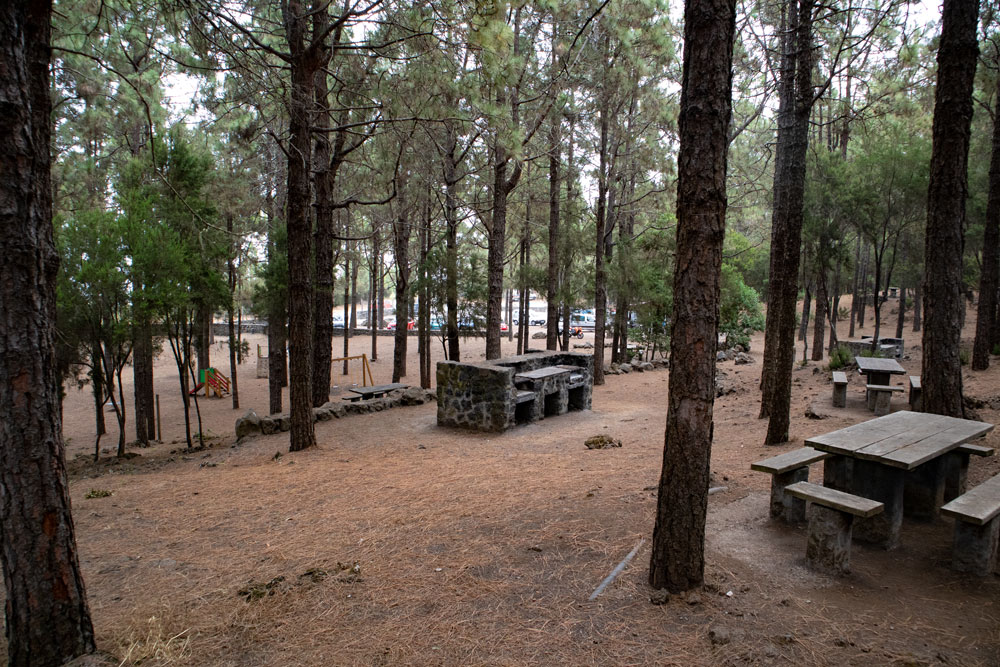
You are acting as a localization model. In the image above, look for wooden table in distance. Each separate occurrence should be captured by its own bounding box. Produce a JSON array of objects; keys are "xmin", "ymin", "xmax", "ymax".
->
[
  {"xmin": 344, "ymin": 382, "xmax": 408, "ymax": 402},
  {"xmin": 855, "ymin": 355, "xmax": 906, "ymax": 387},
  {"xmin": 805, "ymin": 411, "xmax": 994, "ymax": 549}
]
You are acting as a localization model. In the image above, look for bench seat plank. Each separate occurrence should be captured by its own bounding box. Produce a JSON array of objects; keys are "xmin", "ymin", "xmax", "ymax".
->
[
  {"xmin": 941, "ymin": 474, "xmax": 1000, "ymax": 526},
  {"xmin": 751, "ymin": 447, "xmax": 828, "ymax": 475},
  {"xmin": 958, "ymin": 443, "xmax": 994, "ymax": 457},
  {"xmin": 865, "ymin": 384, "xmax": 904, "ymax": 392},
  {"xmin": 785, "ymin": 481, "xmax": 884, "ymax": 518}
]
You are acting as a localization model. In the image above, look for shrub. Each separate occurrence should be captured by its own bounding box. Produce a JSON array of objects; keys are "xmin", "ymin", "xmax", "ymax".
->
[
  {"xmin": 828, "ymin": 344, "xmax": 853, "ymax": 370},
  {"xmin": 85, "ymin": 489, "xmax": 112, "ymax": 499},
  {"xmin": 992, "ymin": 343, "xmax": 1000, "ymax": 356},
  {"xmin": 960, "ymin": 347, "xmax": 970, "ymax": 366}
]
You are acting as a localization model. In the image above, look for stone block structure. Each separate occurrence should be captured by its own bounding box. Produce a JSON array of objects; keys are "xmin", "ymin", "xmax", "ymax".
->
[{"xmin": 436, "ymin": 351, "xmax": 593, "ymax": 432}]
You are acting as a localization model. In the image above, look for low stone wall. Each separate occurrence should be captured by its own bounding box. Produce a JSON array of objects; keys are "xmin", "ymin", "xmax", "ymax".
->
[
  {"xmin": 234, "ymin": 386, "xmax": 436, "ymax": 441},
  {"xmin": 436, "ymin": 351, "xmax": 593, "ymax": 433}
]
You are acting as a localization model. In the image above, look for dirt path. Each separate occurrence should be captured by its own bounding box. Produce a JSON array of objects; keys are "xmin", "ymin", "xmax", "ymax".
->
[{"xmin": 47, "ymin": 298, "xmax": 1000, "ymax": 665}]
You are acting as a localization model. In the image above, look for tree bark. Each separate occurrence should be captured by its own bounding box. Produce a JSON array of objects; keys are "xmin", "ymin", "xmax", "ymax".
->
[
  {"xmin": 227, "ymin": 215, "xmax": 240, "ymax": 410},
  {"xmin": 649, "ymin": 0, "xmax": 735, "ymax": 593},
  {"xmin": 896, "ymin": 286, "xmax": 907, "ymax": 340},
  {"xmin": 133, "ymin": 317, "xmax": 155, "ymax": 444},
  {"xmin": 311, "ymin": 21, "xmax": 335, "ymax": 408},
  {"xmin": 392, "ymin": 204, "xmax": 411, "ymax": 382},
  {"xmin": 760, "ymin": 0, "xmax": 814, "ymax": 446},
  {"xmin": 811, "ymin": 273, "xmax": 827, "ymax": 361},
  {"xmin": 922, "ymin": 0, "xmax": 978, "ymax": 417},
  {"xmin": 972, "ymin": 73, "xmax": 1000, "ymax": 370},
  {"xmin": 546, "ymin": 30, "xmax": 562, "ymax": 352},
  {"xmin": 913, "ymin": 279, "xmax": 922, "ymax": 332},
  {"xmin": 284, "ymin": 0, "xmax": 318, "ymax": 451},
  {"xmin": 0, "ymin": 2, "xmax": 97, "ymax": 660}
]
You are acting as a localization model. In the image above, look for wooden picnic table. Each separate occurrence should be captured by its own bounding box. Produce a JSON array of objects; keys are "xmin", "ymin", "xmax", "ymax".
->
[
  {"xmin": 806, "ymin": 410, "xmax": 994, "ymax": 549},
  {"xmin": 854, "ymin": 356, "xmax": 906, "ymax": 387},
  {"xmin": 344, "ymin": 382, "xmax": 408, "ymax": 402}
]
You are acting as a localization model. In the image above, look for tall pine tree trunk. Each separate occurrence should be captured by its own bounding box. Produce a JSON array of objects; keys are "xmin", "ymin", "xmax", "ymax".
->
[
  {"xmin": 133, "ymin": 316, "xmax": 155, "ymax": 443},
  {"xmin": 0, "ymin": 2, "xmax": 97, "ymax": 659},
  {"xmin": 649, "ymin": 0, "xmax": 735, "ymax": 593},
  {"xmin": 972, "ymin": 73, "xmax": 1000, "ymax": 370},
  {"xmin": 760, "ymin": 0, "xmax": 814, "ymax": 445},
  {"xmin": 922, "ymin": 0, "xmax": 978, "ymax": 417},
  {"xmin": 284, "ymin": 0, "xmax": 318, "ymax": 451},
  {"xmin": 392, "ymin": 203, "xmax": 411, "ymax": 382}
]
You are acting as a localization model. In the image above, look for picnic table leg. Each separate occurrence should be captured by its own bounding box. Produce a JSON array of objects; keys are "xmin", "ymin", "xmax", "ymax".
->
[
  {"xmin": 822, "ymin": 455, "xmax": 853, "ymax": 493},
  {"xmin": 902, "ymin": 458, "xmax": 946, "ymax": 521},
  {"xmin": 951, "ymin": 519, "xmax": 1000, "ymax": 576},
  {"xmin": 851, "ymin": 460, "xmax": 904, "ymax": 550},
  {"xmin": 943, "ymin": 451, "xmax": 970, "ymax": 502},
  {"xmin": 771, "ymin": 467, "xmax": 809, "ymax": 522}
]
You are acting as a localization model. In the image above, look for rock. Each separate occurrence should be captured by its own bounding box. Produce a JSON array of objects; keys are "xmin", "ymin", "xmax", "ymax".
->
[
  {"xmin": 686, "ymin": 592, "xmax": 701, "ymax": 605},
  {"xmin": 649, "ymin": 590, "xmax": 670, "ymax": 605},
  {"xmin": 733, "ymin": 352, "xmax": 754, "ymax": 365},
  {"xmin": 532, "ymin": 331, "xmax": 547, "ymax": 339},
  {"xmin": 260, "ymin": 416, "xmax": 278, "ymax": 435},
  {"xmin": 652, "ymin": 358, "xmax": 669, "ymax": 369},
  {"xmin": 313, "ymin": 406, "xmax": 333, "ymax": 422},
  {"xmin": 573, "ymin": 342, "xmax": 594, "ymax": 349},
  {"xmin": 717, "ymin": 350, "xmax": 729, "ymax": 362},
  {"xmin": 401, "ymin": 386, "xmax": 427, "ymax": 406},
  {"xmin": 275, "ymin": 415, "xmax": 291, "ymax": 432},
  {"xmin": 708, "ymin": 486, "xmax": 728, "ymax": 495},
  {"xmin": 708, "ymin": 626, "xmax": 732, "ymax": 646},
  {"xmin": 585, "ymin": 435, "xmax": 622, "ymax": 449},
  {"xmin": 715, "ymin": 371, "xmax": 736, "ymax": 397},
  {"xmin": 619, "ymin": 363, "xmax": 632, "ymax": 374},
  {"xmin": 805, "ymin": 402, "xmax": 832, "ymax": 420},
  {"xmin": 320, "ymin": 401, "xmax": 347, "ymax": 419},
  {"xmin": 636, "ymin": 361, "xmax": 654, "ymax": 372},
  {"xmin": 235, "ymin": 409, "xmax": 262, "ymax": 440}
]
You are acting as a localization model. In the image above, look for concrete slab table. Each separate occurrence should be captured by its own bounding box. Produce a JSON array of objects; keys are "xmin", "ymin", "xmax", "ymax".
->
[
  {"xmin": 805, "ymin": 411, "xmax": 994, "ymax": 549},
  {"xmin": 855, "ymin": 356, "xmax": 906, "ymax": 402}
]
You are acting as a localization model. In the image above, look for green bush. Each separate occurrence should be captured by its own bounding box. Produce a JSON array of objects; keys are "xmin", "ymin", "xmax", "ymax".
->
[
  {"xmin": 857, "ymin": 346, "xmax": 884, "ymax": 359},
  {"xmin": 719, "ymin": 264, "xmax": 764, "ymax": 349},
  {"xmin": 85, "ymin": 489, "xmax": 112, "ymax": 499},
  {"xmin": 992, "ymin": 343, "xmax": 1000, "ymax": 356},
  {"xmin": 828, "ymin": 344, "xmax": 853, "ymax": 370},
  {"xmin": 960, "ymin": 347, "xmax": 970, "ymax": 366}
]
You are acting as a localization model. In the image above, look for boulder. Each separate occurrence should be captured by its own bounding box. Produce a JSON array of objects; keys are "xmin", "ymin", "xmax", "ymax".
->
[
  {"xmin": 619, "ymin": 362, "xmax": 632, "ymax": 374},
  {"xmin": 636, "ymin": 361, "xmax": 654, "ymax": 372},
  {"xmin": 235, "ymin": 409, "xmax": 262, "ymax": 440},
  {"xmin": 733, "ymin": 352, "xmax": 754, "ymax": 365},
  {"xmin": 260, "ymin": 416, "xmax": 278, "ymax": 435},
  {"xmin": 585, "ymin": 435, "xmax": 622, "ymax": 449},
  {"xmin": 531, "ymin": 331, "xmax": 547, "ymax": 339}
]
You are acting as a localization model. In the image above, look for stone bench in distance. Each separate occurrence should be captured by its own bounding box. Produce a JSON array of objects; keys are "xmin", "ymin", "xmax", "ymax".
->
[
  {"xmin": 832, "ymin": 371, "xmax": 848, "ymax": 408},
  {"xmin": 866, "ymin": 384, "xmax": 903, "ymax": 415},
  {"xmin": 785, "ymin": 481, "xmax": 884, "ymax": 575},
  {"xmin": 751, "ymin": 447, "xmax": 830, "ymax": 523},
  {"xmin": 941, "ymin": 473, "xmax": 1000, "ymax": 576},
  {"xmin": 908, "ymin": 375, "xmax": 922, "ymax": 411},
  {"xmin": 944, "ymin": 442, "xmax": 995, "ymax": 502}
]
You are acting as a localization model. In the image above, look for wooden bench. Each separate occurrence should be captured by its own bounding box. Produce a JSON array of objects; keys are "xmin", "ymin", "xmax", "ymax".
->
[
  {"xmin": 944, "ymin": 442, "xmax": 996, "ymax": 502},
  {"xmin": 865, "ymin": 384, "xmax": 903, "ymax": 415},
  {"xmin": 941, "ymin": 474, "xmax": 1000, "ymax": 575},
  {"xmin": 785, "ymin": 481, "xmax": 885, "ymax": 575},
  {"xmin": 831, "ymin": 371, "xmax": 848, "ymax": 408},
  {"xmin": 343, "ymin": 383, "xmax": 408, "ymax": 402},
  {"xmin": 908, "ymin": 375, "xmax": 922, "ymax": 411},
  {"xmin": 751, "ymin": 447, "xmax": 829, "ymax": 523}
]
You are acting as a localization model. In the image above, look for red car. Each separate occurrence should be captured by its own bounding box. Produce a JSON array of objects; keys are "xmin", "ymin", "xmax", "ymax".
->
[{"xmin": 387, "ymin": 319, "xmax": 415, "ymax": 331}]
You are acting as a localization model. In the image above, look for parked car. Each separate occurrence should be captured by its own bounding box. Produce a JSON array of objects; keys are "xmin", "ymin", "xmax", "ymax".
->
[
  {"xmin": 530, "ymin": 317, "xmax": 546, "ymax": 326},
  {"xmin": 387, "ymin": 319, "xmax": 415, "ymax": 331},
  {"xmin": 500, "ymin": 322, "xmax": 509, "ymax": 332}
]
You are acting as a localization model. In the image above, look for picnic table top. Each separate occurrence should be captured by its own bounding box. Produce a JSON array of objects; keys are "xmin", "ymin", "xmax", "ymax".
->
[
  {"xmin": 854, "ymin": 356, "xmax": 906, "ymax": 375},
  {"xmin": 515, "ymin": 366, "xmax": 572, "ymax": 381},
  {"xmin": 805, "ymin": 410, "xmax": 994, "ymax": 470},
  {"xmin": 347, "ymin": 382, "xmax": 408, "ymax": 397}
]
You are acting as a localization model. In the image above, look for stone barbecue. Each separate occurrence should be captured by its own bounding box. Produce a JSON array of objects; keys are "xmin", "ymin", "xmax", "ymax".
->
[{"xmin": 436, "ymin": 351, "xmax": 593, "ymax": 432}]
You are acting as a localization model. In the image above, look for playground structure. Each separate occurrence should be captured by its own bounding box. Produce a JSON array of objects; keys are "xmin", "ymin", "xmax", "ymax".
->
[
  {"xmin": 254, "ymin": 344, "xmax": 376, "ymax": 392},
  {"xmin": 330, "ymin": 354, "xmax": 375, "ymax": 394},
  {"xmin": 190, "ymin": 367, "xmax": 231, "ymax": 398}
]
